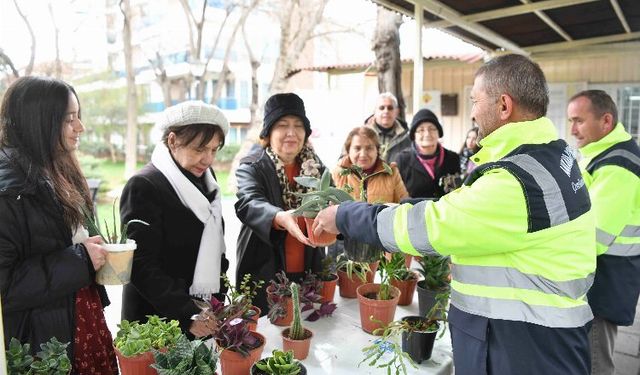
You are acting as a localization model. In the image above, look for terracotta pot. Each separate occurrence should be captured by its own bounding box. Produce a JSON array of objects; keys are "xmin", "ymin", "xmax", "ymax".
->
[
  {"xmin": 303, "ymin": 217, "xmax": 337, "ymax": 246},
  {"xmin": 282, "ymin": 327, "xmax": 313, "ymax": 360},
  {"xmin": 219, "ymin": 332, "xmax": 266, "ymax": 375},
  {"xmin": 356, "ymin": 283, "xmax": 400, "ymax": 335},
  {"xmin": 391, "ymin": 275, "xmax": 418, "ymax": 306},
  {"xmin": 319, "ymin": 274, "xmax": 338, "ymax": 303},
  {"xmin": 246, "ymin": 305, "xmax": 261, "ymax": 332},
  {"xmin": 115, "ymin": 348, "xmax": 157, "ymax": 375},
  {"xmin": 337, "ymin": 268, "xmax": 369, "ymax": 298},
  {"xmin": 404, "ymin": 254, "xmax": 414, "ymax": 268}
]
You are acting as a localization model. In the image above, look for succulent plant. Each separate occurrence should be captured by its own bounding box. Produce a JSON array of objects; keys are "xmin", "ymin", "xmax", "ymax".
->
[
  {"xmin": 291, "ymin": 169, "xmax": 353, "ymax": 218},
  {"xmin": 254, "ymin": 349, "xmax": 302, "ymax": 375},
  {"xmin": 287, "ymin": 282, "xmax": 305, "ymax": 340}
]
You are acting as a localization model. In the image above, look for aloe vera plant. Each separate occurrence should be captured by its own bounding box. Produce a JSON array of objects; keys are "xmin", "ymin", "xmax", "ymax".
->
[
  {"xmin": 254, "ymin": 349, "xmax": 302, "ymax": 375},
  {"xmin": 84, "ymin": 199, "xmax": 149, "ymax": 244},
  {"xmin": 292, "ymin": 169, "xmax": 353, "ymax": 218}
]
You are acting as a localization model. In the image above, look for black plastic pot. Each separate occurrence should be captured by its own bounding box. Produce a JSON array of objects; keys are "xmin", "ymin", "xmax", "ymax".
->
[
  {"xmin": 401, "ymin": 316, "xmax": 439, "ymax": 363},
  {"xmin": 417, "ymin": 281, "xmax": 449, "ymax": 319},
  {"xmin": 343, "ymin": 237, "xmax": 383, "ymax": 263},
  {"xmin": 250, "ymin": 361, "xmax": 307, "ymax": 375}
]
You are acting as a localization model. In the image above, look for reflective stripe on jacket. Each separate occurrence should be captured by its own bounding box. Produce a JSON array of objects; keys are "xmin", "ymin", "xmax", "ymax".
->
[
  {"xmin": 376, "ymin": 118, "xmax": 596, "ymax": 328},
  {"xmin": 579, "ymin": 123, "xmax": 640, "ymax": 325}
]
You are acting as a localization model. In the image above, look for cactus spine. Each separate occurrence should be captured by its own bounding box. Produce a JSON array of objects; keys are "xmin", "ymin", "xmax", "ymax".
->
[{"xmin": 288, "ymin": 282, "xmax": 305, "ymax": 340}]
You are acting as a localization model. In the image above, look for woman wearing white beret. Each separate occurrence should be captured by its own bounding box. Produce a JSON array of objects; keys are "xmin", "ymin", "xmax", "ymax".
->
[{"xmin": 120, "ymin": 100, "xmax": 229, "ymax": 337}]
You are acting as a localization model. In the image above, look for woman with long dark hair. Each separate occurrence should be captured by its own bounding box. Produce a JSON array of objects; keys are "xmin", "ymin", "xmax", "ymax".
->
[{"xmin": 0, "ymin": 76, "xmax": 117, "ymax": 374}]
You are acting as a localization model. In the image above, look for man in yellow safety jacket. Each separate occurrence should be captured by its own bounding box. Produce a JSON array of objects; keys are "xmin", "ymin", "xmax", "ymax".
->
[
  {"xmin": 313, "ymin": 54, "xmax": 596, "ymax": 375},
  {"xmin": 568, "ymin": 90, "xmax": 640, "ymax": 375}
]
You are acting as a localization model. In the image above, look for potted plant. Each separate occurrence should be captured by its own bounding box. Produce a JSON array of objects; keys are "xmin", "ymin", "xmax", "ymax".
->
[
  {"xmin": 383, "ymin": 252, "xmax": 419, "ymax": 306},
  {"xmin": 336, "ymin": 254, "xmax": 372, "ymax": 298},
  {"xmin": 292, "ymin": 168, "xmax": 353, "ymax": 245},
  {"xmin": 151, "ymin": 334, "xmax": 218, "ymax": 374},
  {"xmin": 215, "ymin": 317, "xmax": 266, "ymax": 375},
  {"xmin": 281, "ymin": 283, "xmax": 313, "ymax": 360},
  {"xmin": 266, "ymin": 271, "xmax": 294, "ymax": 326},
  {"xmin": 6, "ymin": 337, "xmax": 71, "ymax": 375},
  {"xmin": 84, "ymin": 201, "xmax": 149, "ymax": 285},
  {"xmin": 315, "ymin": 256, "xmax": 338, "ymax": 303},
  {"xmin": 224, "ymin": 273, "xmax": 264, "ymax": 331},
  {"xmin": 267, "ymin": 271, "xmax": 337, "ymax": 325},
  {"xmin": 251, "ymin": 349, "xmax": 307, "ymax": 375},
  {"xmin": 113, "ymin": 315, "xmax": 183, "ymax": 375},
  {"xmin": 416, "ymin": 254, "xmax": 451, "ymax": 318},
  {"xmin": 356, "ymin": 258, "xmax": 401, "ymax": 334}
]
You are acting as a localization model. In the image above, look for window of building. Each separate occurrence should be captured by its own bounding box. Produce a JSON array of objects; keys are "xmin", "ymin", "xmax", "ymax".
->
[{"xmin": 590, "ymin": 84, "xmax": 640, "ymax": 144}]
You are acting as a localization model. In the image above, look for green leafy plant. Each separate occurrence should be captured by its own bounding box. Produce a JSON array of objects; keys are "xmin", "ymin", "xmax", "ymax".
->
[
  {"xmin": 316, "ymin": 256, "xmax": 336, "ymax": 281},
  {"xmin": 383, "ymin": 253, "xmax": 417, "ymax": 282},
  {"xmin": 416, "ymin": 254, "xmax": 450, "ymax": 291},
  {"xmin": 223, "ymin": 273, "xmax": 264, "ymax": 320},
  {"xmin": 6, "ymin": 337, "xmax": 71, "ymax": 375},
  {"xmin": 286, "ymin": 283, "xmax": 307, "ymax": 340},
  {"xmin": 338, "ymin": 161, "xmax": 393, "ymax": 202},
  {"xmin": 151, "ymin": 334, "xmax": 218, "ymax": 375},
  {"xmin": 84, "ymin": 199, "xmax": 149, "ymax": 244},
  {"xmin": 374, "ymin": 253, "xmax": 395, "ymax": 301},
  {"xmin": 335, "ymin": 254, "xmax": 371, "ymax": 282},
  {"xmin": 254, "ymin": 349, "xmax": 302, "ymax": 375},
  {"xmin": 114, "ymin": 315, "xmax": 183, "ymax": 357},
  {"xmin": 292, "ymin": 169, "xmax": 353, "ymax": 218}
]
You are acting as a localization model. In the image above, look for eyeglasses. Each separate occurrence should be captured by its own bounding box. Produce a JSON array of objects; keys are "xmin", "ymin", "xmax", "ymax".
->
[{"xmin": 378, "ymin": 105, "xmax": 394, "ymax": 111}]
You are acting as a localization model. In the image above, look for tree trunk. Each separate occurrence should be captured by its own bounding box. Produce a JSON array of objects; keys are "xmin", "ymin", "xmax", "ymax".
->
[
  {"xmin": 149, "ymin": 51, "xmax": 173, "ymax": 107},
  {"xmin": 121, "ymin": 0, "xmax": 138, "ymax": 178},
  {"xmin": 48, "ymin": 2, "xmax": 62, "ymax": 79},
  {"xmin": 372, "ymin": 7, "xmax": 405, "ymax": 121},
  {"xmin": 12, "ymin": 0, "xmax": 35, "ymax": 76}
]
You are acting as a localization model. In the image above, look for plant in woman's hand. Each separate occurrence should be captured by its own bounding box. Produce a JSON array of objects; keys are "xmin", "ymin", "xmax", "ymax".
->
[
  {"xmin": 292, "ymin": 169, "xmax": 353, "ymax": 218},
  {"xmin": 84, "ymin": 199, "xmax": 149, "ymax": 244}
]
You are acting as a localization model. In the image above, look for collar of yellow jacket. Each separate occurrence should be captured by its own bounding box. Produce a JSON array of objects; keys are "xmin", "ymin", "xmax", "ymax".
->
[
  {"xmin": 473, "ymin": 117, "xmax": 558, "ymax": 165},
  {"xmin": 579, "ymin": 123, "xmax": 631, "ymax": 160}
]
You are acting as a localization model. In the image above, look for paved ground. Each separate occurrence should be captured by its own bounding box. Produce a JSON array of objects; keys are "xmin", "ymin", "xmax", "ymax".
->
[
  {"xmin": 615, "ymin": 300, "xmax": 640, "ymax": 375},
  {"xmin": 103, "ymin": 196, "xmax": 640, "ymax": 374}
]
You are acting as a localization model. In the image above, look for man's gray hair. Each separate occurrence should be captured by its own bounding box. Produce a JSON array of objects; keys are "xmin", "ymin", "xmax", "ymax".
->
[
  {"xmin": 377, "ymin": 92, "xmax": 398, "ymax": 108},
  {"xmin": 475, "ymin": 54, "xmax": 549, "ymax": 118},
  {"xmin": 569, "ymin": 90, "xmax": 618, "ymax": 126}
]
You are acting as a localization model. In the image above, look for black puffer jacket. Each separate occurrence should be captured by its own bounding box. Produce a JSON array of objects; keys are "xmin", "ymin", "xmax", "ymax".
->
[
  {"xmin": 235, "ymin": 150, "xmax": 325, "ymax": 313},
  {"xmin": 0, "ymin": 149, "xmax": 107, "ymax": 356},
  {"xmin": 395, "ymin": 145, "xmax": 461, "ymax": 198}
]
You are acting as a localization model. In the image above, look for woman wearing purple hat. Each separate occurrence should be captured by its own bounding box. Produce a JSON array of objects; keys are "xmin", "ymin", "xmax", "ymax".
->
[
  {"xmin": 395, "ymin": 108, "xmax": 460, "ymax": 199},
  {"xmin": 235, "ymin": 92, "xmax": 327, "ymax": 313},
  {"xmin": 120, "ymin": 100, "xmax": 230, "ymax": 338}
]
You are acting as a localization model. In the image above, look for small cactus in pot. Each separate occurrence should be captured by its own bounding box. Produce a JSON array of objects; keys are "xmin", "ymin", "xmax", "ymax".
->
[{"xmin": 281, "ymin": 283, "xmax": 313, "ymax": 359}]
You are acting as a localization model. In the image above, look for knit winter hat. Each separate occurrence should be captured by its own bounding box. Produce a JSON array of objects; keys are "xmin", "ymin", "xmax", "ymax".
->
[
  {"xmin": 410, "ymin": 108, "xmax": 443, "ymax": 140},
  {"xmin": 156, "ymin": 100, "xmax": 229, "ymax": 136},
  {"xmin": 260, "ymin": 93, "xmax": 311, "ymax": 139}
]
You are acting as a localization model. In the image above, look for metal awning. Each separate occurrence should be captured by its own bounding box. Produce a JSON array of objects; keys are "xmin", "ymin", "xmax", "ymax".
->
[{"xmin": 372, "ymin": 0, "xmax": 640, "ymax": 55}]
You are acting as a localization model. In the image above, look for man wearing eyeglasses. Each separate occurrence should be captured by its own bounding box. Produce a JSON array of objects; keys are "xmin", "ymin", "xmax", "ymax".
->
[{"xmin": 364, "ymin": 92, "xmax": 411, "ymax": 163}]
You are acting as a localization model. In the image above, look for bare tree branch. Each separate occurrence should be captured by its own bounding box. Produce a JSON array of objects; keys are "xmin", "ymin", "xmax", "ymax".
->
[
  {"xmin": 0, "ymin": 49, "xmax": 20, "ymax": 78},
  {"xmin": 12, "ymin": 0, "xmax": 35, "ymax": 76},
  {"xmin": 48, "ymin": 1, "xmax": 62, "ymax": 78}
]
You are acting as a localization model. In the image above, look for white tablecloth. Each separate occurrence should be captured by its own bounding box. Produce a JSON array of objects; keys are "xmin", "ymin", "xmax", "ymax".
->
[{"xmin": 253, "ymin": 288, "xmax": 454, "ymax": 374}]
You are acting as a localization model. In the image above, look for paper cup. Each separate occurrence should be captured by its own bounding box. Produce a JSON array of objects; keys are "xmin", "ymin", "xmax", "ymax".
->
[{"xmin": 96, "ymin": 239, "xmax": 136, "ymax": 285}]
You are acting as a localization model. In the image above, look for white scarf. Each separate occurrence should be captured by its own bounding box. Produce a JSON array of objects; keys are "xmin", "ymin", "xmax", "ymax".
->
[{"xmin": 151, "ymin": 144, "xmax": 226, "ymax": 298}]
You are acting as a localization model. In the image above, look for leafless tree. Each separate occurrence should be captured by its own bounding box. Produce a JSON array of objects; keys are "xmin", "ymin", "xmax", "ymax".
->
[
  {"xmin": 0, "ymin": 49, "xmax": 20, "ymax": 78},
  {"xmin": 148, "ymin": 52, "xmax": 173, "ymax": 108},
  {"xmin": 120, "ymin": 0, "xmax": 138, "ymax": 178},
  {"xmin": 47, "ymin": 1, "xmax": 62, "ymax": 78},
  {"xmin": 372, "ymin": 7, "xmax": 405, "ymax": 121},
  {"xmin": 12, "ymin": 0, "xmax": 35, "ymax": 76}
]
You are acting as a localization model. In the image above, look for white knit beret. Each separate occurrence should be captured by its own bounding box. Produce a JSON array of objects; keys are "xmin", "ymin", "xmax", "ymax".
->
[{"xmin": 156, "ymin": 100, "xmax": 229, "ymax": 136}]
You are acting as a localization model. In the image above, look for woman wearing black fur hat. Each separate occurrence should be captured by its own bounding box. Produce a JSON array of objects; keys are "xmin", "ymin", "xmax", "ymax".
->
[
  {"xmin": 395, "ymin": 108, "xmax": 460, "ymax": 199},
  {"xmin": 234, "ymin": 93, "xmax": 326, "ymax": 314}
]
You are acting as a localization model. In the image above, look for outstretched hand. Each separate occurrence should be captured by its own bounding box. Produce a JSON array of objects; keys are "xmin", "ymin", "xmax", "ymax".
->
[
  {"xmin": 274, "ymin": 210, "xmax": 312, "ymax": 246},
  {"xmin": 312, "ymin": 205, "xmax": 340, "ymax": 238}
]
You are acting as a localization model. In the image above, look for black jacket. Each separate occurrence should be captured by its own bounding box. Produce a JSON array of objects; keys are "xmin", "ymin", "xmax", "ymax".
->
[
  {"xmin": 395, "ymin": 146, "xmax": 461, "ymax": 198},
  {"xmin": 0, "ymin": 149, "xmax": 106, "ymax": 357},
  {"xmin": 234, "ymin": 150, "xmax": 325, "ymax": 313},
  {"xmin": 120, "ymin": 163, "xmax": 229, "ymax": 333}
]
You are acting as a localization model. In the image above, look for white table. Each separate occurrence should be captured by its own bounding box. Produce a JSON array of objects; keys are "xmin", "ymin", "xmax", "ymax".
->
[{"xmin": 253, "ymin": 290, "xmax": 453, "ymax": 374}]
